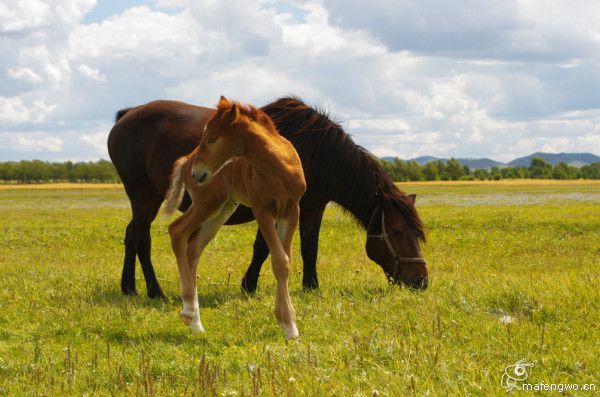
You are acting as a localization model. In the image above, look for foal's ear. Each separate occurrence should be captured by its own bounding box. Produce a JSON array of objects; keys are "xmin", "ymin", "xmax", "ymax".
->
[
  {"xmin": 223, "ymin": 103, "xmax": 240, "ymax": 125},
  {"xmin": 218, "ymin": 95, "xmax": 229, "ymax": 108},
  {"xmin": 407, "ymin": 194, "xmax": 417, "ymax": 205}
]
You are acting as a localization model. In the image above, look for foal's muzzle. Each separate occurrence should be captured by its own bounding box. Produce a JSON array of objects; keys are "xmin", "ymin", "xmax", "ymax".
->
[{"xmin": 192, "ymin": 170, "xmax": 208, "ymax": 184}]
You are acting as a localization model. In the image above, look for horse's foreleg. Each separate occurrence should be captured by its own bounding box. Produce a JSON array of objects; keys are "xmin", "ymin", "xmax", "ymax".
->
[
  {"xmin": 254, "ymin": 207, "xmax": 299, "ymax": 340},
  {"xmin": 241, "ymin": 229, "xmax": 269, "ymax": 293},
  {"xmin": 299, "ymin": 204, "xmax": 327, "ymax": 290}
]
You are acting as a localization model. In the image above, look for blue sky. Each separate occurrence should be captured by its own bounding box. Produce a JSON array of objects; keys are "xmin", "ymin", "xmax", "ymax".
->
[{"xmin": 1, "ymin": 0, "xmax": 599, "ymax": 162}]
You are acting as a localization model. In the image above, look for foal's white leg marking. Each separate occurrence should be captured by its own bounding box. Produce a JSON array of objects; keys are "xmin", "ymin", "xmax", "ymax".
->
[
  {"xmin": 190, "ymin": 289, "xmax": 205, "ymax": 334},
  {"xmin": 276, "ymin": 220, "xmax": 288, "ymax": 241},
  {"xmin": 276, "ymin": 220, "xmax": 290, "ymax": 263},
  {"xmin": 283, "ymin": 322, "xmax": 299, "ymax": 340},
  {"xmin": 180, "ymin": 288, "xmax": 203, "ymax": 333},
  {"xmin": 278, "ymin": 211, "xmax": 300, "ymax": 340},
  {"xmin": 181, "ymin": 201, "xmax": 238, "ymax": 334},
  {"xmin": 272, "ymin": 216, "xmax": 299, "ymax": 339}
]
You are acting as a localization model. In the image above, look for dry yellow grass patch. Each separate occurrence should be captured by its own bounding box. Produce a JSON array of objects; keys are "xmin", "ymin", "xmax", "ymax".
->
[
  {"xmin": 396, "ymin": 179, "xmax": 600, "ymax": 187},
  {"xmin": 0, "ymin": 183, "xmax": 123, "ymax": 190}
]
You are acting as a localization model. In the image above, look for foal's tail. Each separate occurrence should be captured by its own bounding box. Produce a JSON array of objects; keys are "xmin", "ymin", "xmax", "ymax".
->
[{"xmin": 163, "ymin": 156, "xmax": 187, "ymax": 216}]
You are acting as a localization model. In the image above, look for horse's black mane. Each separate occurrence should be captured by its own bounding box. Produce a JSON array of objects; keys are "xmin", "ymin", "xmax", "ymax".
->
[
  {"xmin": 115, "ymin": 108, "xmax": 132, "ymax": 122},
  {"xmin": 262, "ymin": 96, "xmax": 425, "ymax": 240}
]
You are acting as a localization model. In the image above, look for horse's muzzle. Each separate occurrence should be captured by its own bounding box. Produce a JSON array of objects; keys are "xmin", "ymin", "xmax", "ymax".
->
[{"xmin": 395, "ymin": 275, "xmax": 428, "ymax": 290}]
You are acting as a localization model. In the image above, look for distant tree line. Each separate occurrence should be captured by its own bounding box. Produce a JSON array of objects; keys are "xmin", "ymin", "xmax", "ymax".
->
[
  {"xmin": 379, "ymin": 157, "xmax": 600, "ymax": 181},
  {"xmin": 1, "ymin": 156, "xmax": 599, "ymax": 183},
  {"xmin": 0, "ymin": 160, "xmax": 119, "ymax": 183}
]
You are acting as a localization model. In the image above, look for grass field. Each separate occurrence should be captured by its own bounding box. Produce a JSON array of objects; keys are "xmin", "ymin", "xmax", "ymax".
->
[{"xmin": 0, "ymin": 181, "xmax": 599, "ymax": 395}]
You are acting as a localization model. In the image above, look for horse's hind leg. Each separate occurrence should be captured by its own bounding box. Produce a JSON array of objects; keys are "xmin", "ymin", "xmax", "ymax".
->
[
  {"xmin": 121, "ymin": 220, "xmax": 137, "ymax": 295},
  {"xmin": 134, "ymin": 191, "xmax": 166, "ymax": 300},
  {"xmin": 240, "ymin": 229, "xmax": 269, "ymax": 293},
  {"xmin": 299, "ymin": 203, "xmax": 327, "ymax": 290},
  {"xmin": 125, "ymin": 181, "xmax": 166, "ymax": 300}
]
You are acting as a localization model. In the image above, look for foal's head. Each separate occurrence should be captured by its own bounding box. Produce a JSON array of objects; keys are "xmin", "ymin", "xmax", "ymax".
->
[
  {"xmin": 190, "ymin": 96, "xmax": 276, "ymax": 184},
  {"xmin": 365, "ymin": 191, "xmax": 428, "ymax": 290}
]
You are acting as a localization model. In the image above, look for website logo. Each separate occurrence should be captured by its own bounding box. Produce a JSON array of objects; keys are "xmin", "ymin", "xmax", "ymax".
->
[{"xmin": 501, "ymin": 358, "xmax": 534, "ymax": 391}]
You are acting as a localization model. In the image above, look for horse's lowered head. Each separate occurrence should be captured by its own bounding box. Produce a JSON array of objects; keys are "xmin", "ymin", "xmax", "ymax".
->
[
  {"xmin": 365, "ymin": 191, "xmax": 428, "ymax": 290},
  {"xmin": 190, "ymin": 96, "xmax": 275, "ymax": 184}
]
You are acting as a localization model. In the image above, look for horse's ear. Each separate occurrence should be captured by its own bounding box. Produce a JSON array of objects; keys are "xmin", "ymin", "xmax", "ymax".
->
[
  {"xmin": 218, "ymin": 96, "xmax": 229, "ymax": 108},
  {"xmin": 407, "ymin": 194, "xmax": 416, "ymax": 205},
  {"xmin": 223, "ymin": 103, "xmax": 240, "ymax": 125}
]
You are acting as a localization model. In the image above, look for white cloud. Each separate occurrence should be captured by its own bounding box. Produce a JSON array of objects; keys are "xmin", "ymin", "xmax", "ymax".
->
[
  {"xmin": 80, "ymin": 128, "xmax": 110, "ymax": 156},
  {"xmin": 0, "ymin": 0, "xmax": 96, "ymax": 32},
  {"xmin": 0, "ymin": 1, "xmax": 51, "ymax": 32},
  {"xmin": 68, "ymin": 6, "xmax": 205, "ymax": 61},
  {"xmin": 16, "ymin": 136, "xmax": 63, "ymax": 152},
  {"xmin": 0, "ymin": 96, "xmax": 56, "ymax": 123},
  {"xmin": 78, "ymin": 64, "xmax": 106, "ymax": 82},
  {"xmin": 8, "ymin": 67, "xmax": 44, "ymax": 83},
  {"xmin": 0, "ymin": 0, "xmax": 599, "ymax": 162},
  {"xmin": 347, "ymin": 117, "xmax": 411, "ymax": 133}
]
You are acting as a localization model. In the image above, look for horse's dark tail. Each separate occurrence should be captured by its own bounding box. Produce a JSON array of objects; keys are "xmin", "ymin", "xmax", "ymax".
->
[
  {"xmin": 163, "ymin": 156, "xmax": 188, "ymax": 216},
  {"xmin": 115, "ymin": 108, "xmax": 133, "ymax": 122}
]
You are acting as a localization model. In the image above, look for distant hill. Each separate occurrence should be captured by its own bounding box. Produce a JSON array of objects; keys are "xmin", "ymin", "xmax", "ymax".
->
[
  {"xmin": 380, "ymin": 152, "xmax": 600, "ymax": 169},
  {"xmin": 412, "ymin": 156, "xmax": 441, "ymax": 165},
  {"xmin": 507, "ymin": 152, "xmax": 600, "ymax": 167},
  {"xmin": 411, "ymin": 156, "xmax": 503, "ymax": 169}
]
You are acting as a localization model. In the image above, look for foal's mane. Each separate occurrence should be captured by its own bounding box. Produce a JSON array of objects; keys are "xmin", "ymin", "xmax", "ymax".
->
[
  {"xmin": 218, "ymin": 100, "xmax": 278, "ymax": 136},
  {"xmin": 262, "ymin": 96, "xmax": 425, "ymax": 240}
]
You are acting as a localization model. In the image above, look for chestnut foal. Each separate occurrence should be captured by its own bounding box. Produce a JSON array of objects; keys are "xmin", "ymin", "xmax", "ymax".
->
[{"xmin": 163, "ymin": 96, "xmax": 306, "ymax": 339}]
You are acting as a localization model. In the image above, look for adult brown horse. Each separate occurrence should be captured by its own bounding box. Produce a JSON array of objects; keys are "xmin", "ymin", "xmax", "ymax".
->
[{"xmin": 107, "ymin": 96, "xmax": 428, "ymax": 300}]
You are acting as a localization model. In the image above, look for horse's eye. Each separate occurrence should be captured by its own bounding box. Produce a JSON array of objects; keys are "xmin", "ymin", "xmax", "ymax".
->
[
  {"xmin": 207, "ymin": 137, "xmax": 217, "ymax": 144},
  {"xmin": 392, "ymin": 229, "xmax": 403, "ymax": 236}
]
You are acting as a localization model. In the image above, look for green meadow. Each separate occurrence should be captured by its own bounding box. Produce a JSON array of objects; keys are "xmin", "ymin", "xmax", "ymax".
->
[{"xmin": 0, "ymin": 181, "xmax": 598, "ymax": 396}]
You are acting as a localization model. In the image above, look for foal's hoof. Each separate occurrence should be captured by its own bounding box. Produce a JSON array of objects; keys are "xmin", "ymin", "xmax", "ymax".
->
[
  {"xmin": 180, "ymin": 312, "xmax": 205, "ymax": 334},
  {"xmin": 281, "ymin": 322, "xmax": 299, "ymax": 340},
  {"xmin": 190, "ymin": 321, "xmax": 205, "ymax": 334},
  {"xmin": 180, "ymin": 313, "xmax": 194, "ymax": 326}
]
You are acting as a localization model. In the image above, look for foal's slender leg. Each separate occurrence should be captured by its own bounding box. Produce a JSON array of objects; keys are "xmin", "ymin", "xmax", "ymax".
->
[
  {"xmin": 253, "ymin": 207, "xmax": 299, "ymax": 339},
  {"xmin": 169, "ymin": 208, "xmax": 199, "ymax": 327},
  {"xmin": 183, "ymin": 201, "xmax": 238, "ymax": 333}
]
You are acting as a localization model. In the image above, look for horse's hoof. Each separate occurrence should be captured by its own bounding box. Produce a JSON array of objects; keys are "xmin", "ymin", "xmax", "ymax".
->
[
  {"xmin": 148, "ymin": 286, "xmax": 167, "ymax": 300},
  {"xmin": 281, "ymin": 322, "xmax": 299, "ymax": 340},
  {"xmin": 122, "ymin": 286, "xmax": 138, "ymax": 296},
  {"xmin": 240, "ymin": 278, "xmax": 258, "ymax": 294}
]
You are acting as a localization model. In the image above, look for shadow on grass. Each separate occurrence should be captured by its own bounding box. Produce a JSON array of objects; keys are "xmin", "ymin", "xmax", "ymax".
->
[
  {"xmin": 86, "ymin": 285, "xmax": 258, "ymax": 311},
  {"xmin": 102, "ymin": 328, "xmax": 206, "ymax": 346}
]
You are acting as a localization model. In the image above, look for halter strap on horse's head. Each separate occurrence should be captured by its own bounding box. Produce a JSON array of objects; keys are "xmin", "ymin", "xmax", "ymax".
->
[{"xmin": 366, "ymin": 193, "xmax": 427, "ymax": 266}]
